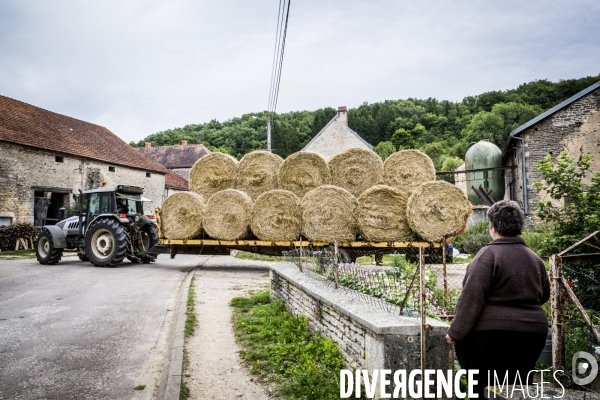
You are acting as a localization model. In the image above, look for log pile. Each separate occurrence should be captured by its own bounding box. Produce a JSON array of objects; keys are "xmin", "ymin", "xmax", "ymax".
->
[
  {"xmin": 162, "ymin": 148, "xmax": 472, "ymax": 242},
  {"xmin": 0, "ymin": 223, "xmax": 41, "ymax": 252}
]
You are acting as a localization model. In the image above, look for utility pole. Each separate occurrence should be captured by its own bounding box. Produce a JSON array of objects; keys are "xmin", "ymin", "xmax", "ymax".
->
[{"xmin": 267, "ymin": 116, "xmax": 272, "ymax": 152}]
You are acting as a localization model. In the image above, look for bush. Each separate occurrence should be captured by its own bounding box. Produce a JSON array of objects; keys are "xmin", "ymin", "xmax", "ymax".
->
[{"xmin": 453, "ymin": 222, "xmax": 491, "ymax": 255}]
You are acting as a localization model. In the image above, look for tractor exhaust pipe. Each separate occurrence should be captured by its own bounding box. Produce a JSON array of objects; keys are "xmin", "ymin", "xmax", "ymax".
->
[{"xmin": 78, "ymin": 189, "xmax": 84, "ymax": 239}]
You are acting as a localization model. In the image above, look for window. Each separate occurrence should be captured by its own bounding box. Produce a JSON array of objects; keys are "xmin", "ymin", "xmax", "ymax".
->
[
  {"xmin": 0, "ymin": 217, "xmax": 11, "ymax": 227},
  {"xmin": 55, "ymin": 156, "xmax": 64, "ymax": 163},
  {"xmin": 146, "ymin": 172, "xmax": 151, "ymax": 178},
  {"xmin": 108, "ymin": 166, "xmax": 115, "ymax": 172},
  {"xmin": 86, "ymin": 192, "xmax": 113, "ymax": 226}
]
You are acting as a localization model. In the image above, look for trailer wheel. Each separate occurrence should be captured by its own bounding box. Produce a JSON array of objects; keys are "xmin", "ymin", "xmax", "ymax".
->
[
  {"xmin": 141, "ymin": 224, "xmax": 159, "ymax": 264},
  {"xmin": 35, "ymin": 229, "xmax": 63, "ymax": 265},
  {"xmin": 85, "ymin": 218, "xmax": 128, "ymax": 268}
]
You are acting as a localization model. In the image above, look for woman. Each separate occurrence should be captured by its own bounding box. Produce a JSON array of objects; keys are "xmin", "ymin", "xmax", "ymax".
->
[{"xmin": 446, "ymin": 200, "xmax": 550, "ymax": 397}]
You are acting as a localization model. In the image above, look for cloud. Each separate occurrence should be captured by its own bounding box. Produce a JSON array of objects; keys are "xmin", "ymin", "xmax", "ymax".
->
[{"xmin": 0, "ymin": 0, "xmax": 598, "ymax": 142}]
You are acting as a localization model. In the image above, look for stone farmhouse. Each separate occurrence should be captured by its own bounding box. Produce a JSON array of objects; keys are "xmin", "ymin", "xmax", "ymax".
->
[
  {"xmin": 0, "ymin": 95, "xmax": 188, "ymax": 227},
  {"xmin": 137, "ymin": 140, "xmax": 210, "ymax": 180},
  {"xmin": 504, "ymin": 80, "xmax": 600, "ymax": 215},
  {"xmin": 302, "ymin": 106, "xmax": 372, "ymax": 159}
]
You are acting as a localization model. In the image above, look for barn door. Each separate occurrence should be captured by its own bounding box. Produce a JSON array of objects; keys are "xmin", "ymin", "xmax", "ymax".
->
[{"xmin": 34, "ymin": 197, "xmax": 51, "ymax": 226}]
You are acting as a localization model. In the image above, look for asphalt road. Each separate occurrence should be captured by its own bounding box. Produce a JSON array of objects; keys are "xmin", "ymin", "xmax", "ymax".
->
[{"xmin": 0, "ymin": 254, "xmax": 210, "ymax": 400}]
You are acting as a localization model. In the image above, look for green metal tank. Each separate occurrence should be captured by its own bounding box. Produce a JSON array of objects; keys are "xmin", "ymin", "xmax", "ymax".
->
[{"xmin": 465, "ymin": 140, "xmax": 504, "ymax": 205}]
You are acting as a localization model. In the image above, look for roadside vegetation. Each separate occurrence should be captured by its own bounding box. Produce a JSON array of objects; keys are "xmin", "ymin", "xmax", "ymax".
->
[
  {"xmin": 230, "ymin": 291, "xmax": 363, "ymax": 399},
  {"xmin": 0, "ymin": 249, "xmax": 37, "ymax": 259},
  {"xmin": 180, "ymin": 277, "xmax": 197, "ymax": 400},
  {"xmin": 234, "ymin": 251, "xmax": 283, "ymax": 262}
]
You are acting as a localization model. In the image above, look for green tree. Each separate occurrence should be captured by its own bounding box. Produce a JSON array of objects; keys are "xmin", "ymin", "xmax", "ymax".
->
[
  {"xmin": 461, "ymin": 102, "xmax": 542, "ymax": 148},
  {"xmin": 391, "ymin": 128, "xmax": 416, "ymax": 150},
  {"xmin": 441, "ymin": 156, "xmax": 464, "ymax": 172},
  {"xmin": 422, "ymin": 142, "xmax": 445, "ymax": 169},
  {"xmin": 373, "ymin": 141, "xmax": 396, "ymax": 160},
  {"xmin": 533, "ymin": 151, "xmax": 600, "ymax": 254}
]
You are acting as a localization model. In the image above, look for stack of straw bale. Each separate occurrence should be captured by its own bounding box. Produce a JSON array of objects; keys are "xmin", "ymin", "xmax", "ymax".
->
[
  {"xmin": 301, "ymin": 185, "xmax": 358, "ymax": 242},
  {"xmin": 235, "ymin": 151, "xmax": 283, "ymax": 199},
  {"xmin": 203, "ymin": 189, "xmax": 253, "ymax": 240},
  {"xmin": 251, "ymin": 190, "xmax": 301, "ymax": 241},
  {"xmin": 384, "ymin": 150, "xmax": 436, "ymax": 194},
  {"xmin": 357, "ymin": 185, "xmax": 417, "ymax": 242},
  {"xmin": 329, "ymin": 148, "xmax": 383, "ymax": 197},
  {"xmin": 406, "ymin": 181, "xmax": 472, "ymax": 242},
  {"xmin": 161, "ymin": 147, "xmax": 472, "ymax": 244},
  {"xmin": 189, "ymin": 153, "xmax": 238, "ymax": 198},
  {"xmin": 160, "ymin": 192, "xmax": 206, "ymax": 239},
  {"xmin": 278, "ymin": 151, "xmax": 330, "ymax": 198}
]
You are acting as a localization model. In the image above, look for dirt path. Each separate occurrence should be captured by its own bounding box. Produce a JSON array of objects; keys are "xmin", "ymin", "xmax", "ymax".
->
[{"xmin": 182, "ymin": 256, "xmax": 273, "ymax": 400}]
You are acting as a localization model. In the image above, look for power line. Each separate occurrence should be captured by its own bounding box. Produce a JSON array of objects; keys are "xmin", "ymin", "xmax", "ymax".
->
[{"xmin": 267, "ymin": 0, "xmax": 291, "ymax": 117}]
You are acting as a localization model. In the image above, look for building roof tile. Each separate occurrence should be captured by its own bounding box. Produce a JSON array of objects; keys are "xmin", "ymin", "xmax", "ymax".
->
[{"xmin": 0, "ymin": 95, "xmax": 166, "ymax": 174}]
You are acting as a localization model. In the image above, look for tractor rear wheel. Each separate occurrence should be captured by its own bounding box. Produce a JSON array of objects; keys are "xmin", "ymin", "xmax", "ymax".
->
[
  {"xmin": 35, "ymin": 229, "xmax": 63, "ymax": 265},
  {"xmin": 85, "ymin": 218, "xmax": 128, "ymax": 268},
  {"xmin": 141, "ymin": 224, "xmax": 159, "ymax": 264}
]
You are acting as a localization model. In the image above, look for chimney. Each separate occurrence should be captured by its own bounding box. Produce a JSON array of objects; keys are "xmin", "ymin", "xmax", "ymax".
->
[
  {"xmin": 337, "ymin": 106, "xmax": 348, "ymax": 126},
  {"xmin": 145, "ymin": 142, "xmax": 151, "ymax": 148},
  {"xmin": 181, "ymin": 139, "xmax": 188, "ymax": 146}
]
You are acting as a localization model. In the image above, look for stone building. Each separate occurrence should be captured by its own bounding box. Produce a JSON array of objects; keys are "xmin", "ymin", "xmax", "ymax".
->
[
  {"xmin": 302, "ymin": 106, "xmax": 372, "ymax": 160},
  {"xmin": 504, "ymin": 81, "xmax": 600, "ymax": 215},
  {"xmin": 137, "ymin": 140, "xmax": 210, "ymax": 180},
  {"xmin": 0, "ymin": 95, "xmax": 188, "ymax": 226}
]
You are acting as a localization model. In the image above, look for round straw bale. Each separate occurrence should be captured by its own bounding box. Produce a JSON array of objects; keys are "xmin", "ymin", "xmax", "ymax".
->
[
  {"xmin": 357, "ymin": 185, "xmax": 417, "ymax": 242},
  {"xmin": 383, "ymin": 150, "xmax": 436, "ymax": 193},
  {"xmin": 278, "ymin": 151, "xmax": 331, "ymax": 198},
  {"xmin": 235, "ymin": 150, "xmax": 284, "ymax": 199},
  {"xmin": 251, "ymin": 190, "xmax": 301, "ymax": 241},
  {"xmin": 301, "ymin": 185, "xmax": 358, "ymax": 242},
  {"xmin": 328, "ymin": 148, "xmax": 383, "ymax": 197},
  {"xmin": 189, "ymin": 152, "xmax": 238, "ymax": 198},
  {"xmin": 406, "ymin": 181, "xmax": 472, "ymax": 242},
  {"xmin": 160, "ymin": 192, "xmax": 206, "ymax": 239},
  {"xmin": 203, "ymin": 189, "xmax": 253, "ymax": 240}
]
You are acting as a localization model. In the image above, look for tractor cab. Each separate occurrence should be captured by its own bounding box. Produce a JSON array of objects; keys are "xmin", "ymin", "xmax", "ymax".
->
[{"xmin": 82, "ymin": 185, "xmax": 153, "ymax": 231}]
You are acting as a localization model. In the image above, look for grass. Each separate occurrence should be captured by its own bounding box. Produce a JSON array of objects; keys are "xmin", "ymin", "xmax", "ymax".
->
[
  {"xmin": 0, "ymin": 249, "xmax": 37, "ymax": 259},
  {"xmin": 184, "ymin": 277, "xmax": 196, "ymax": 338},
  {"xmin": 179, "ymin": 381, "xmax": 190, "ymax": 400},
  {"xmin": 133, "ymin": 385, "xmax": 146, "ymax": 390},
  {"xmin": 230, "ymin": 291, "xmax": 364, "ymax": 399},
  {"xmin": 234, "ymin": 251, "xmax": 283, "ymax": 262}
]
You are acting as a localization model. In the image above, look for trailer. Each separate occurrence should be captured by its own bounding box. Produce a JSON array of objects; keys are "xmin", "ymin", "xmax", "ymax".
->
[{"xmin": 152, "ymin": 208, "xmax": 446, "ymax": 262}]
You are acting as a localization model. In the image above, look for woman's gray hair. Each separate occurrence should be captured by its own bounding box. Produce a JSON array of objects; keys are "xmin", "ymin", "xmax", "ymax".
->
[{"xmin": 487, "ymin": 200, "xmax": 524, "ymax": 237}]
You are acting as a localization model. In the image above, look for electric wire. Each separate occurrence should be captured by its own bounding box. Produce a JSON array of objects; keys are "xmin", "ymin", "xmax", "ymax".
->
[{"xmin": 267, "ymin": 0, "xmax": 291, "ymax": 119}]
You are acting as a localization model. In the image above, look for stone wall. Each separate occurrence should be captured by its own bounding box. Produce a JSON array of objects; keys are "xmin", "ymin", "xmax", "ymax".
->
[
  {"xmin": 0, "ymin": 141, "xmax": 166, "ymax": 224},
  {"xmin": 270, "ymin": 264, "xmax": 452, "ymax": 383},
  {"xmin": 507, "ymin": 88, "xmax": 600, "ymax": 213}
]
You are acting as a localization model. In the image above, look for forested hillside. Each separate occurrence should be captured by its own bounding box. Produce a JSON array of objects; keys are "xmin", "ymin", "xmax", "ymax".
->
[{"xmin": 131, "ymin": 75, "xmax": 599, "ymax": 171}]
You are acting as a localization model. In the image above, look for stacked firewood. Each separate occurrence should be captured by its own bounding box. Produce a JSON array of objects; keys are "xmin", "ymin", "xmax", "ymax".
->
[{"xmin": 0, "ymin": 223, "xmax": 41, "ymax": 252}]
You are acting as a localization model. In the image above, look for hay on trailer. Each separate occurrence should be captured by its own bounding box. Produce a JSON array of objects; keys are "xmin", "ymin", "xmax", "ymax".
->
[
  {"xmin": 383, "ymin": 150, "xmax": 436, "ymax": 194},
  {"xmin": 357, "ymin": 185, "xmax": 417, "ymax": 242},
  {"xmin": 328, "ymin": 148, "xmax": 383, "ymax": 197},
  {"xmin": 251, "ymin": 190, "xmax": 301, "ymax": 241},
  {"xmin": 203, "ymin": 189, "xmax": 253, "ymax": 240},
  {"xmin": 189, "ymin": 152, "xmax": 238, "ymax": 199},
  {"xmin": 406, "ymin": 181, "xmax": 472, "ymax": 243},
  {"xmin": 278, "ymin": 151, "xmax": 331, "ymax": 198},
  {"xmin": 301, "ymin": 185, "xmax": 358, "ymax": 242},
  {"xmin": 160, "ymin": 192, "xmax": 206, "ymax": 239},
  {"xmin": 235, "ymin": 150, "xmax": 284, "ymax": 199}
]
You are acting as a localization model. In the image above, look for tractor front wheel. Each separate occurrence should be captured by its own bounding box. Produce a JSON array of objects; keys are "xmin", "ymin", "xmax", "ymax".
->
[
  {"xmin": 85, "ymin": 218, "xmax": 128, "ymax": 268},
  {"xmin": 35, "ymin": 229, "xmax": 63, "ymax": 265}
]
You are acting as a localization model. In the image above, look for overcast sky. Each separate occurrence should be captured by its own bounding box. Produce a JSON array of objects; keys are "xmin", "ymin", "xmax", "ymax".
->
[{"xmin": 1, "ymin": 0, "xmax": 599, "ymax": 143}]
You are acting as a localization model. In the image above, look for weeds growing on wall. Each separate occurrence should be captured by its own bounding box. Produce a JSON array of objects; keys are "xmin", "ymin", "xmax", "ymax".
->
[{"xmin": 230, "ymin": 291, "xmax": 365, "ymax": 399}]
